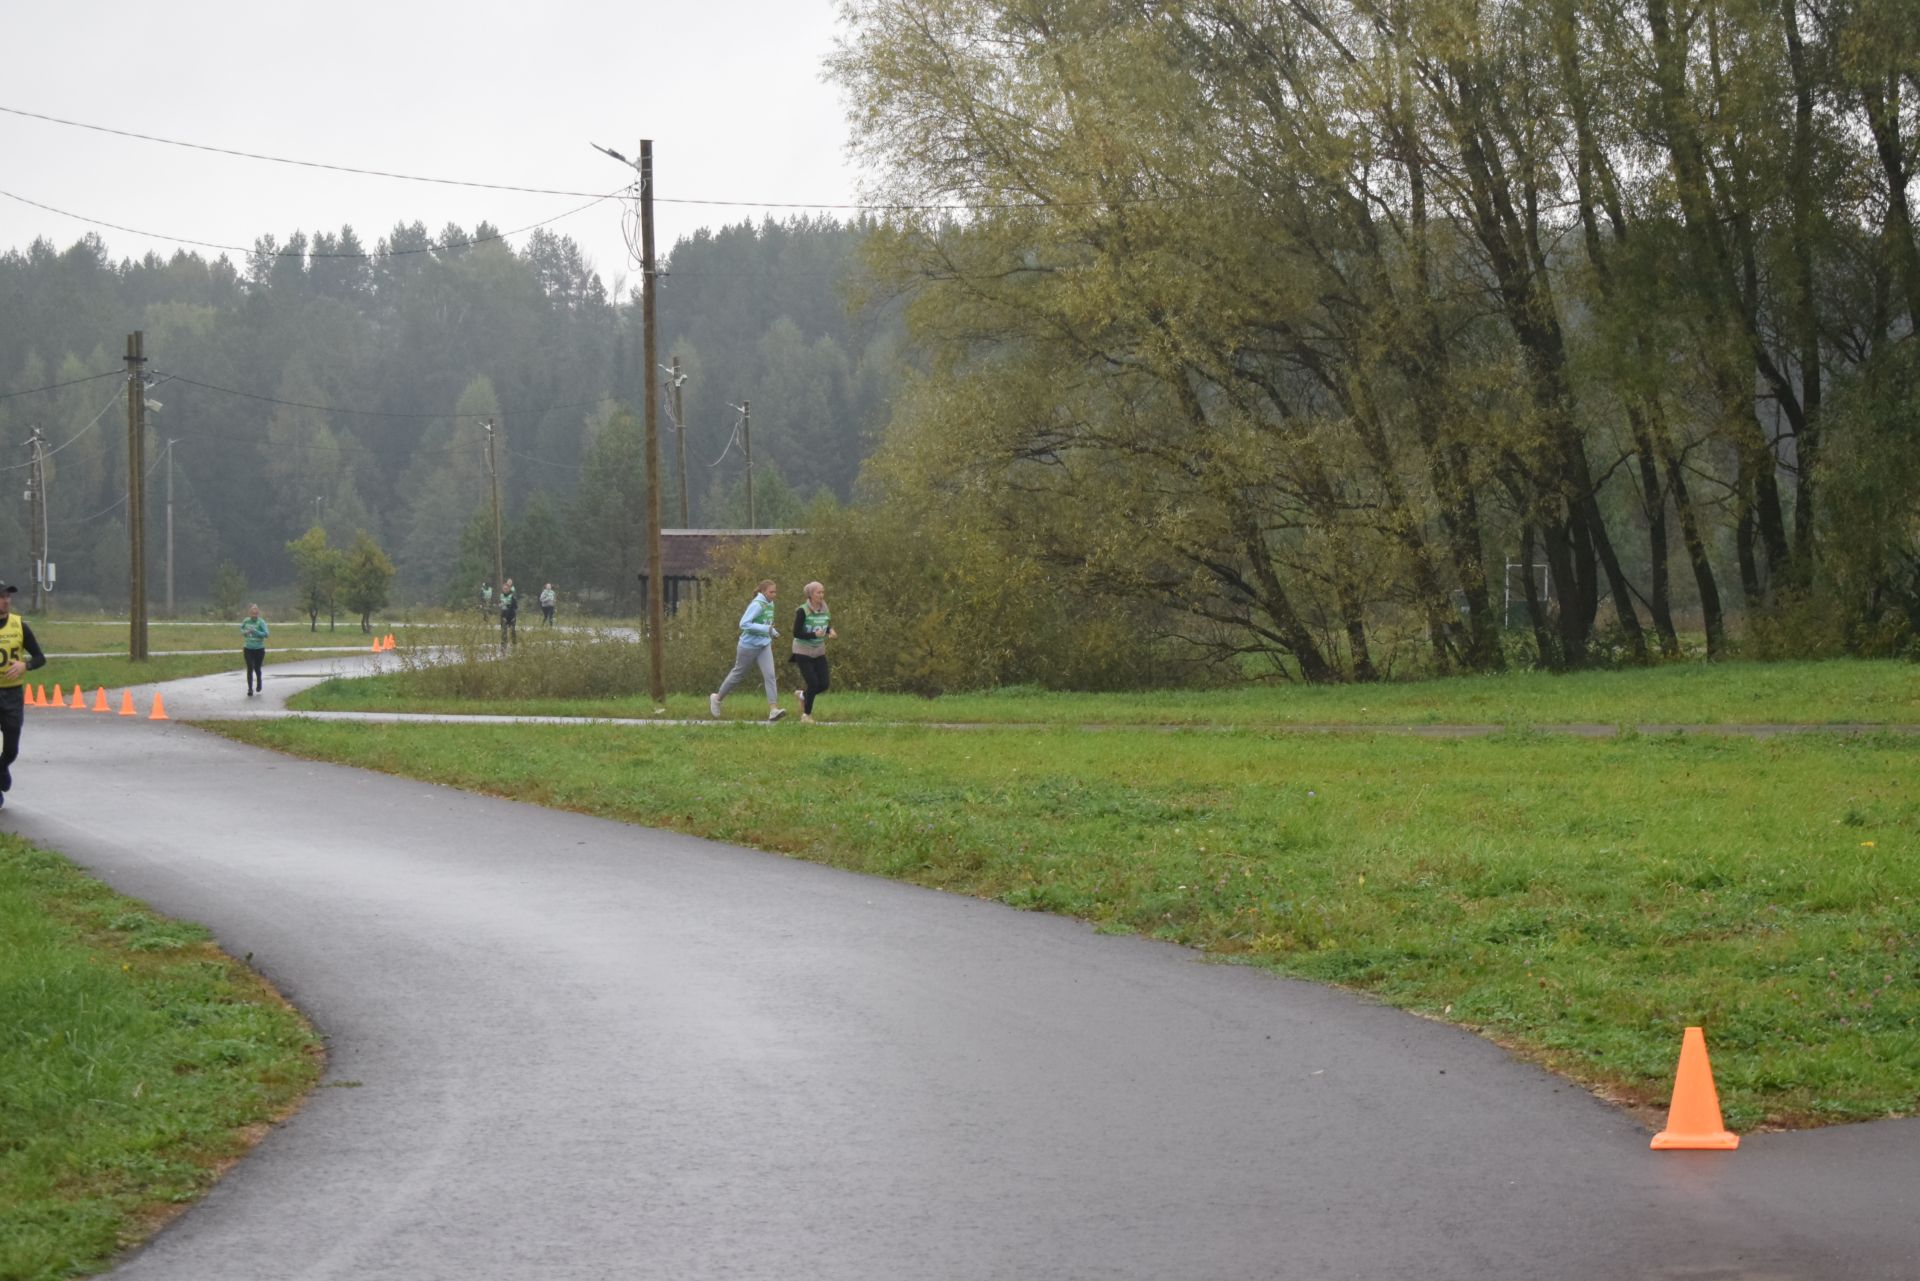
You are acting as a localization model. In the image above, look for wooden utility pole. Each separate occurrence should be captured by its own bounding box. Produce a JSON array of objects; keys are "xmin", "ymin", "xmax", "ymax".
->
[
  {"xmin": 741, "ymin": 398, "xmax": 754, "ymax": 528},
  {"xmin": 26, "ymin": 428, "xmax": 46, "ymax": 613},
  {"xmin": 640, "ymin": 139, "xmax": 666, "ymax": 707},
  {"xmin": 482, "ymin": 417, "xmax": 505, "ymax": 590},
  {"xmin": 670, "ymin": 355, "xmax": 688, "ymax": 527},
  {"xmin": 125, "ymin": 332, "xmax": 148, "ymax": 661},
  {"xmin": 164, "ymin": 439, "xmax": 177, "ymax": 617}
]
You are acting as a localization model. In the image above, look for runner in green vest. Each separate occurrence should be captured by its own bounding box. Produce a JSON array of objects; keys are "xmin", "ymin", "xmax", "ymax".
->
[
  {"xmin": 0, "ymin": 583, "xmax": 49, "ymax": 808},
  {"xmin": 787, "ymin": 580, "xmax": 837, "ymax": 724}
]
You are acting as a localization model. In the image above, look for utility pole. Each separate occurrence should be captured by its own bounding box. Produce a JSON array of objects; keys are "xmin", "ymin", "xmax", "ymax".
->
[
  {"xmin": 25, "ymin": 428, "xmax": 47, "ymax": 614},
  {"xmin": 481, "ymin": 417, "xmax": 505, "ymax": 590},
  {"xmin": 665, "ymin": 355, "xmax": 689, "ymax": 526},
  {"xmin": 741, "ymin": 399, "xmax": 754, "ymax": 528},
  {"xmin": 165, "ymin": 438, "xmax": 178, "ymax": 617},
  {"xmin": 593, "ymin": 134, "xmax": 666, "ymax": 707},
  {"xmin": 640, "ymin": 139, "xmax": 666, "ymax": 708},
  {"xmin": 125, "ymin": 332, "xmax": 148, "ymax": 662}
]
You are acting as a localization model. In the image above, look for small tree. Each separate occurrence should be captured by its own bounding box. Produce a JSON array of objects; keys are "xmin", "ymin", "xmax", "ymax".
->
[
  {"xmin": 286, "ymin": 526, "xmax": 343, "ymax": 631},
  {"xmin": 339, "ymin": 530, "xmax": 396, "ymax": 633},
  {"xmin": 211, "ymin": 560, "xmax": 248, "ymax": 617}
]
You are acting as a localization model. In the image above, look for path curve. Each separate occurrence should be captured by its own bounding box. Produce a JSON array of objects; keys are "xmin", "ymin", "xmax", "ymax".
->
[{"xmin": 4, "ymin": 656, "xmax": 1916, "ymax": 1280}]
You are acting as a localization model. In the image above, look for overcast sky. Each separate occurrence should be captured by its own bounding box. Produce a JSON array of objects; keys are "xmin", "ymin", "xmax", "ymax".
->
[{"xmin": 0, "ymin": 0, "xmax": 865, "ymax": 293}]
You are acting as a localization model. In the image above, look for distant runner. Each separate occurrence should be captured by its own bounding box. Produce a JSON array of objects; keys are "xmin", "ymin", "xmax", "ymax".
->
[
  {"xmin": 0, "ymin": 582, "xmax": 49, "ymax": 809},
  {"xmin": 241, "ymin": 603, "xmax": 269, "ymax": 697},
  {"xmin": 540, "ymin": 583, "xmax": 557, "ymax": 626},
  {"xmin": 499, "ymin": 579, "xmax": 518, "ymax": 648}
]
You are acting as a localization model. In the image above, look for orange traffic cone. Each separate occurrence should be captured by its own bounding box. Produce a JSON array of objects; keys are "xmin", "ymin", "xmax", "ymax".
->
[
  {"xmin": 119, "ymin": 690, "xmax": 137, "ymax": 716},
  {"xmin": 51, "ymin": 684, "xmax": 63, "ymax": 706},
  {"xmin": 70, "ymin": 686, "xmax": 86, "ymax": 709},
  {"xmin": 1650, "ymin": 1026, "xmax": 1739, "ymax": 1150},
  {"xmin": 383, "ymin": 634, "xmax": 396, "ymax": 650},
  {"xmin": 24, "ymin": 686, "xmax": 38, "ymax": 707},
  {"xmin": 35, "ymin": 684, "xmax": 48, "ymax": 706},
  {"xmin": 148, "ymin": 691, "xmax": 169, "ymax": 721},
  {"xmin": 92, "ymin": 686, "xmax": 111, "ymax": 712}
]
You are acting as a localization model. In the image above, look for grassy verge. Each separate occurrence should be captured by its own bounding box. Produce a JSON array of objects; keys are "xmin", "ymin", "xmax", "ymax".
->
[
  {"xmin": 286, "ymin": 656, "xmax": 1920, "ymax": 726},
  {"xmin": 0, "ymin": 835, "xmax": 322, "ymax": 1281},
  {"xmin": 206, "ymin": 717, "xmax": 1918, "ymax": 1130}
]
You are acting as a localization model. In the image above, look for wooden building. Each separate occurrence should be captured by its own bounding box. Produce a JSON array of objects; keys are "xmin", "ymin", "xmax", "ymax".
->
[{"xmin": 640, "ymin": 529, "xmax": 802, "ymax": 614}]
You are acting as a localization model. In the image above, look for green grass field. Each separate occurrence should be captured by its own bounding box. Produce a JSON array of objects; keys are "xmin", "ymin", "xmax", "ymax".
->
[
  {"xmin": 0, "ymin": 835, "xmax": 321, "ymax": 1281},
  {"xmin": 208, "ymin": 715, "xmax": 1920, "ymax": 1131},
  {"xmin": 287, "ymin": 656, "xmax": 1920, "ymax": 726}
]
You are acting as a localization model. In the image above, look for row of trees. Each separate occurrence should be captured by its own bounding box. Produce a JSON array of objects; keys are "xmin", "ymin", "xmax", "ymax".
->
[
  {"xmin": 829, "ymin": 0, "xmax": 1920, "ymax": 678},
  {"xmin": 0, "ymin": 217, "xmax": 900, "ymax": 609}
]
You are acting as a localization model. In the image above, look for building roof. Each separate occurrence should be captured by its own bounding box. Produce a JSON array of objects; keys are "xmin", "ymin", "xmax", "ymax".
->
[{"xmin": 652, "ymin": 529, "xmax": 803, "ymax": 578}]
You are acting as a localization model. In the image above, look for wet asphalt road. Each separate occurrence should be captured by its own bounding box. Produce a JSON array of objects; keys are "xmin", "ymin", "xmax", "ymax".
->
[{"xmin": 4, "ymin": 659, "xmax": 1916, "ymax": 1280}]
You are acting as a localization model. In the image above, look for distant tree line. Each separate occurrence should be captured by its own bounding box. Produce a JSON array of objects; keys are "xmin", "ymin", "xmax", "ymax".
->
[{"xmin": 0, "ymin": 216, "xmax": 901, "ymax": 612}]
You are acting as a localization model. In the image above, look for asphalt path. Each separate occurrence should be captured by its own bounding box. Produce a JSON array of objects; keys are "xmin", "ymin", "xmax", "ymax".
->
[{"xmin": 4, "ymin": 657, "xmax": 1916, "ymax": 1280}]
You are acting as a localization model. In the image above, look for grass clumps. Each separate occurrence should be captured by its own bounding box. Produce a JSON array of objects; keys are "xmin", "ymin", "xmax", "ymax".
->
[{"xmin": 0, "ymin": 836, "xmax": 321, "ymax": 1281}]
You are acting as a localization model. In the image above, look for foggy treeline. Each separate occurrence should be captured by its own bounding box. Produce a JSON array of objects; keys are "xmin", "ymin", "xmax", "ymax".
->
[{"xmin": 0, "ymin": 215, "xmax": 900, "ymax": 609}]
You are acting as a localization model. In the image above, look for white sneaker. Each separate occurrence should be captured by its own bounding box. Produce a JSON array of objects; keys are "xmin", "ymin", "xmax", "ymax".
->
[
  {"xmin": 708, "ymin": 693, "xmax": 722, "ymax": 719},
  {"xmin": 800, "ymin": 713, "xmax": 814, "ymax": 724},
  {"xmin": 768, "ymin": 707, "xmax": 787, "ymax": 723}
]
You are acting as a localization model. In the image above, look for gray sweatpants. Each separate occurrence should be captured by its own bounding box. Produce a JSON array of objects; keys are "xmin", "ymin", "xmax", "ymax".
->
[{"xmin": 716, "ymin": 643, "xmax": 777, "ymax": 703}]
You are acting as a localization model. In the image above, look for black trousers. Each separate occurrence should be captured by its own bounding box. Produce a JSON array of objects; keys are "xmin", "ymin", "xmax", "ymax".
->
[
  {"xmin": 244, "ymin": 648, "xmax": 266, "ymax": 690},
  {"xmin": 542, "ymin": 605, "xmax": 554, "ymax": 625},
  {"xmin": 0, "ymin": 686, "xmax": 23, "ymax": 792},
  {"xmin": 790, "ymin": 654, "xmax": 830, "ymax": 714}
]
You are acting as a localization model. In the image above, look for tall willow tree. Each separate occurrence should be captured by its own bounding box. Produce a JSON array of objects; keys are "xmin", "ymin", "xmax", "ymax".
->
[{"xmin": 833, "ymin": 0, "xmax": 1920, "ymax": 676}]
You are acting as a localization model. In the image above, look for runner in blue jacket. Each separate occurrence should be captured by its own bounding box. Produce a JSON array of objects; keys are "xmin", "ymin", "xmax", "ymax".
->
[{"xmin": 709, "ymin": 580, "xmax": 786, "ymax": 722}]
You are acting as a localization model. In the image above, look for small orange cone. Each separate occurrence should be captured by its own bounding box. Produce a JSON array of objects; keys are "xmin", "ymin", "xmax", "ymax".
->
[
  {"xmin": 25, "ymin": 685, "xmax": 38, "ymax": 707},
  {"xmin": 92, "ymin": 686, "xmax": 111, "ymax": 712},
  {"xmin": 70, "ymin": 686, "xmax": 86, "ymax": 709},
  {"xmin": 1651, "ymin": 1026, "xmax": 1739, "ymax": 1150},
  {"xmin": 51, "ymin": 684, "xmax": 63, "ymax": 705},
  {"xmin": 384, "ymin": 633, "xmax": 396, "ymax": 650},
  {"xmin": 36, "ymin": 684, "xmax": 48, "ymax": 705},
  {"xmin": 148, "ymin": 691, "xmax": 169, "ymax": 721},
  {"xmin": 119, "ymin": 690, "xmax": 137, "ymax": 716}
]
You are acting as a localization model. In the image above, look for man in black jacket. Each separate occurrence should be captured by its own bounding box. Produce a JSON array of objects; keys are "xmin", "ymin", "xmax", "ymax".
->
[{"xmin": 0, "ymin": 582, "xmax": 49, "ymax": 809}]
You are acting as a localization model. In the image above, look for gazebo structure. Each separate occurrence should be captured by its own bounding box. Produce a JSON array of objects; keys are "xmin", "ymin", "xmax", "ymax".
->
[{"xmin": 640, "ymin": 529, "xmax": 802, "ymax": 614}]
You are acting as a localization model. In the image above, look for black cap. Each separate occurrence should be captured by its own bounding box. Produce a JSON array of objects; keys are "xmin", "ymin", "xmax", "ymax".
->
[{"xmin": 0, "ymin": 584, "xmax": 16, "ymax": 594}]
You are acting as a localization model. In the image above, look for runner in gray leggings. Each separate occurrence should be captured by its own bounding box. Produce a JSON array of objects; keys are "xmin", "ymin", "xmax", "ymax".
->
[{"xmin": 710, "ymin": 579, "xmax": 786, "ymax": 722}]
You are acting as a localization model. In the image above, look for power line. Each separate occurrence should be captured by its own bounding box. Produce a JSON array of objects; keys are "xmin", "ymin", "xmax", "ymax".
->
[
  {"xmin": 158, "ymin": 372, "xmax": 618, "ymax": 421},
  {"xmin": 0, "ymin": 369, "xmax": 122, "ymax": 401},
  {"xmin": 0, "ymin": 102, "xmax": 1202, "ymax": 213},
  {"xmin": 0, "ymin": 186, "xmax": 628, "ymax": 260},
  {"xmin": 0, "ymin": 383, "xmax": 124, "ymax": 472},
  {"xmin": 62, "ymin": 445, "xmax": 168, "ymax": 527},
  {"xmin": 0, "ymin": 104, "xmax": 614, "ymax": 198}
]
